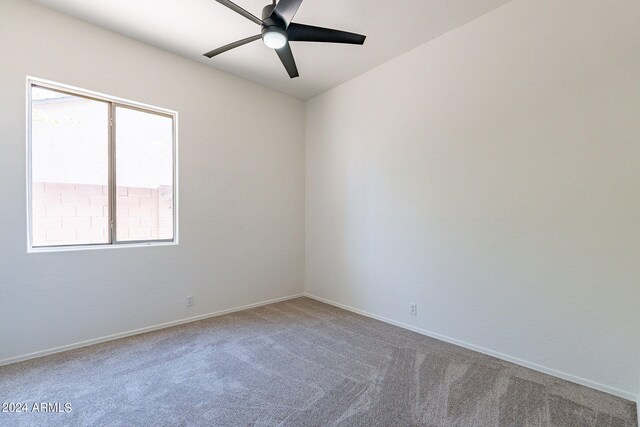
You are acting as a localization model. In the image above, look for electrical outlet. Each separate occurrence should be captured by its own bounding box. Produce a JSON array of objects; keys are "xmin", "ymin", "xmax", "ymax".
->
[
  {"xmin": 409, "ymin": 303, "xmax": 417, "ymax": 316},
  {"xmin": 186, "ymin": 295, "xmax": 193, "ymax": 307}
]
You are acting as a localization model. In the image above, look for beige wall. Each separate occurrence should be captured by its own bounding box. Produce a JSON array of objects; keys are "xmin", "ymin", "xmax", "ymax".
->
[
  {"xmin": 0, "ymin": 0, "xmax": 304, "ymax": 362},
  {"xmin": 305, "ymin": 0, "xmax": 640, "ymax": 399}
]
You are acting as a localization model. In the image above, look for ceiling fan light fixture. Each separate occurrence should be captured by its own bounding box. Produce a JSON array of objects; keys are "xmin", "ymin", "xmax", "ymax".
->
[{"xmin": 262, "ymin": 28, "xmax": 287, "ymax": 49}]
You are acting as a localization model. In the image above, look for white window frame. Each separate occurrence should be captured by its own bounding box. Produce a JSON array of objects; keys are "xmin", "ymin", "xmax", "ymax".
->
[{"xmin": 26, "ymin": 76, "xmax": 179, "ymax": 253}]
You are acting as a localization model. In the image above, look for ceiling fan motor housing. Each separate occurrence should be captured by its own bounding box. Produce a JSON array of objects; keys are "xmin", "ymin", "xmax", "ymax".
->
[
  {"xmin": 261, "ymin": 4, "xmax": 288, "ymax": 48},
  {"xmin": 261, "ymin": 3, "xmax": 281, "ymax": 26}
]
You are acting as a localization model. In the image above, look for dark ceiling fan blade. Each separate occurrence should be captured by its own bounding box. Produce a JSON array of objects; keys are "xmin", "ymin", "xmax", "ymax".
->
[
  {"xmin": 287, "ymin": 23, "xmax": 366, "ymax": 45},
  {"xmin": 203, "ymin": 34, "xmax": 262, "ymax": 58},
  {"xmin": 275, "ymin": 42, "xmax": 299, "ymax": 78},
  {"xmin": 271, "ymin": 0, "xmax": 304, "ymax": 27},
  {"xmin": 214, "ymin": 0, "xmax": 263, "ymax": 25}
]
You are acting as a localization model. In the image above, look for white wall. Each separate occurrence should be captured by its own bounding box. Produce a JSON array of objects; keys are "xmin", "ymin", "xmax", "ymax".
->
[
  {"xmin": 305, "ymin": 0, "xmax": 640, "ymax": 399},
  {"xmin": 0, "ymin": 0, "xmax": 304, "ymax": 362}
]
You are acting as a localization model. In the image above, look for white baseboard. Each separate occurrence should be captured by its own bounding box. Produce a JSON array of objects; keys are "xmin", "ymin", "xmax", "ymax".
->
[
  {"xmin": 0, "ymin": 293, "xmax": 304, "ymax": 367},
  {"xmin": 2, "ymin": 291, "xmax": 636, "ymax": 406},
  {"xmin": 304, "ymin": 293, "xmax": 637, "ymax": 402}
]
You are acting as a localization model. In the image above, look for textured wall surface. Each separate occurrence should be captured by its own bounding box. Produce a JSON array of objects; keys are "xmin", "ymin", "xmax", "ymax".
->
[
  {"xmin": 306, "ymin": 0, "xmax": 640, "ymax": 398},
  {"xmin": 0, "ymin": 0, "xmax": 304, "ymax": 362}
]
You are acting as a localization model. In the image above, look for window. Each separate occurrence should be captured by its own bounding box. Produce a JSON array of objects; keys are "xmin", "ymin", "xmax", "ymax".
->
[{"xmin": 28, "ymin": 79, "xmax": 177, "ymax": 250}]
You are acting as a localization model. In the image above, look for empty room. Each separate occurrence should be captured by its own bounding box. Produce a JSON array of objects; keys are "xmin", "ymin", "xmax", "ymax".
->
[{"xmin": 0, "ymin": 0, "xmax": 638, "ymax": 425}]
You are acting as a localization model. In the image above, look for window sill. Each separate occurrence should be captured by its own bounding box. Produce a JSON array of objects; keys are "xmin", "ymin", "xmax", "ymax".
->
[{"xmin": 27, "ymin": 241, "xmax": 178, "ymax": 254}]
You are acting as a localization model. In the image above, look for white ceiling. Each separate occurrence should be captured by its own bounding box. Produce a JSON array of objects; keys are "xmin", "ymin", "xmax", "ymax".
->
[{"xmin": 30, "ymin": 0, "xmax": 513, "ymax": 100}]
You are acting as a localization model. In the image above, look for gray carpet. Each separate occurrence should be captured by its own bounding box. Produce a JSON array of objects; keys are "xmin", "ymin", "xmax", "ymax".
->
[{"xmin": 0, "ymin": 297, "xmax": 636, "ymax": 427}]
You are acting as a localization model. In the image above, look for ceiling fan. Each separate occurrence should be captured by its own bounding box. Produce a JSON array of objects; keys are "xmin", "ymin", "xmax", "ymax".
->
[{"xmin": 204, "ymin": 0, "xmax": 366, "ymax": 79}]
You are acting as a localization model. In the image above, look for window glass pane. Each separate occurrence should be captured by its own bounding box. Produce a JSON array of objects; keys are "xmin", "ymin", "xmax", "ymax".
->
[
  {"xmin": 31, "ymin": 86, "xmax": 109, "ymax": 247},
  {"xmin": 115, "ymin": 107, "xmax": 174, "ymax": 241}
]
